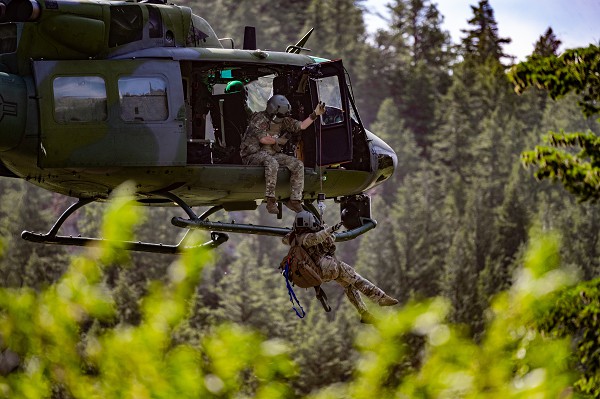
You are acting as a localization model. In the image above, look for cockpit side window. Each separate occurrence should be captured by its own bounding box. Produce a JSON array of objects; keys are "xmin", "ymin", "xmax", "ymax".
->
[
  {"xmin": 118, "ymin": 76, "xmax": 168, "ymax": 122},
  {"xmin": 109, "ymin": 5, "xmax": 143, "ymax": 48},
  {"xmin": 148, "ymin": 6, "xmax": 163, "ymax": 39},
  {"xmin": 52, "ymin": 76, "xmax": 107, "ymax": 123},
  {"xmin": 315, "ymin": 75, "xmax": 345, "ymax": 126}
]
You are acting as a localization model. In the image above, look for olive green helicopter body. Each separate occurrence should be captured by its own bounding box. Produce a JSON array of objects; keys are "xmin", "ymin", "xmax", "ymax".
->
[{"xmin": 0, "ymin": 0, "xmax": 397, "ymax": 253}]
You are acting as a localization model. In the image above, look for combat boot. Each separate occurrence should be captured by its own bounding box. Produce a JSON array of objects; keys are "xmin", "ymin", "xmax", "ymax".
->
[
  {"xmin": 266, "ymin": 197, "xmax": 278, "ymax": 214},
  {"xmin": 378, "ymin": 294, "xmax": 399, "ymax": 307},
  {"xmin": 285, "ymin": 199, "xmax": 303, "ymax": 213}
]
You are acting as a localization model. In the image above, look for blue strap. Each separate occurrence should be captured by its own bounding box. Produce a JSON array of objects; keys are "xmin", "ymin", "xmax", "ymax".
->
[{"xmin": 283, "ymin": 259, "xmax": 306, "ymax": 319}]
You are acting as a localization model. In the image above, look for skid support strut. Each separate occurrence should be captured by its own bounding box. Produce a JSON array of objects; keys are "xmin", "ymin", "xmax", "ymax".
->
[{"xmin": 22, "ymin": 195, "xmax": 229, "ymax": 254}]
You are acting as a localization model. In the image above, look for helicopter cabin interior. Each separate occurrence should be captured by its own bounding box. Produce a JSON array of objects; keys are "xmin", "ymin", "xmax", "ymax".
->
[
  {"xmin": 182, "ymin": 60, "xmax": 371, "ymax": 172},
  {"xmin": 34, "ymin": 58, "xmax": 371, "ymax": 173}
]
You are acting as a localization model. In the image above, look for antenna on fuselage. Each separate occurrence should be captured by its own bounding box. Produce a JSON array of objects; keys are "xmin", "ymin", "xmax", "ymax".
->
[
  {"xmin": 286, "ymin": 28, "xmax": 313, "ymax": 53},
  {"xmin": 243, "ymin": 26, "xmax": 257, "ymax": 50}
]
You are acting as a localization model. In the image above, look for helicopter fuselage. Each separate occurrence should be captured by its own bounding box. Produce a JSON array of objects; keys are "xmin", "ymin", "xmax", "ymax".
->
[{"xmin": 0, "ymin": 0, "xmax": 396, "ymax": 213}]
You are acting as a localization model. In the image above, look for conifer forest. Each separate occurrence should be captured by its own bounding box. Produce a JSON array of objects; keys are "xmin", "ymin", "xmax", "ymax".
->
[{"xmin": 2, "ymin": 0, "xmax": 600, "ymax": 397}]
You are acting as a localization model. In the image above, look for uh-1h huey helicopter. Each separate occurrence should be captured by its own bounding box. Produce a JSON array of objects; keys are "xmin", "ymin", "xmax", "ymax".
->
[{"xmin": 0, "ymin": 0, "xmax": 397, "ymax": 254}]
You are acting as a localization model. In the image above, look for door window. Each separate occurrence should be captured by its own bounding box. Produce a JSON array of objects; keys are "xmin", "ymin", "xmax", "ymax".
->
[
  {"xmin": 118, "ymin": 76, "xmax": 168, "ymax": 121},
  {"xmin": 53, "ymin": 76, "xmax": 107, "ymax": 123}
]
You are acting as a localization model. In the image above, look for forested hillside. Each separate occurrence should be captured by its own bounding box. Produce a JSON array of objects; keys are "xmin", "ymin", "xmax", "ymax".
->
[{"xmin": 1, "ymin": 0, "xmax": 600, "ymax": 397}]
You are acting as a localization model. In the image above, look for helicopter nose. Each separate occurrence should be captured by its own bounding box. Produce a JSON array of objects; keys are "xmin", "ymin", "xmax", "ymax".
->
[
  {"xmin": 368, "ymin": 131, "xmax": 397, "ymax": 185},
  {"xmin": 0, "ymin": 72, "xmax": 27, "ymax": 151}
]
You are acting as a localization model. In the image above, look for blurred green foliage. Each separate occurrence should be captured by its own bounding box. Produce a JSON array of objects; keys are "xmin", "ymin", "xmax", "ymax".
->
[
  {"xmin": 0, "ymin": 185, "xmax": 582, "ymax": 398},
  {"xmin": 536, "ymin": 277, "xmax": 600, "ymax": 397},
  {"xmin": 0, "ymin": 184, "xmax": 296, "ymax": 399},
  {"xmin": 509, "ymin": 44, "xmax": 600, "ymax": 202}
]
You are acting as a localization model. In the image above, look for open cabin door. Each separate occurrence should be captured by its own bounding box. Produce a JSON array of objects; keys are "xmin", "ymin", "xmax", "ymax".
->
[
  {"xmin": 33, "ymin": 59, "xmax": 186, "ymax": 168},
  {"xmin": 309, "ymin": 60, "xmax": 352, "ymax": 166}
]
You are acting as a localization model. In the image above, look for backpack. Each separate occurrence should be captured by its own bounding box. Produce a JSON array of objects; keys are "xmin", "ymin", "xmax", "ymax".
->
[
  {"xmin": 280, "ymin": 243, "xmax": 322, "ymax": 288},
  {"xmin": 280, "ymin": 235, "xmax": 331, "ymax": 315}
]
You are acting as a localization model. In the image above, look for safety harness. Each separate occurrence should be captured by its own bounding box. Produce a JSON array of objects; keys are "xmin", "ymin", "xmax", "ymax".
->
[{"xmin": 280, "ymin": 237, "xmax": 332, "ymax": 318}]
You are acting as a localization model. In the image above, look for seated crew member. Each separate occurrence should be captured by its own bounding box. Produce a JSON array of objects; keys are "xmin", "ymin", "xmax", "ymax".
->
[
  {"xmin": 283, "ymin": 210, "xmax": 399, "ymax": 323},
  {"xmin": 240, "ymin": 95, "xmax": 325, "ymax": 214}
]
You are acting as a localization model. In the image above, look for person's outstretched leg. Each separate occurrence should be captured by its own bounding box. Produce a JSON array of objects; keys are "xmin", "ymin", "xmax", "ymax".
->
[
  {"xmin": 333, "ymin": 258, "xmax": 399, "ymax": 306},
  {"xmin": 353, "ymin": 278, "xmax": 399, "ymax": 306},
  {"xmin": 343, "ymin": 285, "xmax": 377, "ymax": 323}
]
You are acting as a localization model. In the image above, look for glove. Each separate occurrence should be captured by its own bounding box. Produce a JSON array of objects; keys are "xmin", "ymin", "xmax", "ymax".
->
[
  {"xmin": 281, "ymin": 131, "xmax": 292, "ymax": 140},
  {"xmin": 314, "ymin": 101, "xmax": 326, "ymax": 116},
  {"xmin": 328, "ymin": 222, "xmax": 343, "ymax": 233}
]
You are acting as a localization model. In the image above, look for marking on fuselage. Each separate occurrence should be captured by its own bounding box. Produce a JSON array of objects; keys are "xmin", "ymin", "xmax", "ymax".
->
[
  {"xmin": 45, "ymin": 1, "xmax": 59, "ymax": 9},
  {"xmin": 0, "ymin": 94, "xmax": 17, "ymax": 122}
]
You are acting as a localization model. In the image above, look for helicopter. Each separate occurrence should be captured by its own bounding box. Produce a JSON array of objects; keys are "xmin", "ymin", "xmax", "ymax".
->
[{"xmin": 0, "ymin": 0, "xmax": 397, "ymax": 254}]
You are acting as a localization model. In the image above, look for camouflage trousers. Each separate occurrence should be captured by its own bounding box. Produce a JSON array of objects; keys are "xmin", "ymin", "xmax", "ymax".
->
[
  {"xmin": 316, "ymin": 255, "xmax": 386, "ymax": 315},
  {"xmin": 243, "ymin": 150, "xmax": 304, "ymax": 200}
]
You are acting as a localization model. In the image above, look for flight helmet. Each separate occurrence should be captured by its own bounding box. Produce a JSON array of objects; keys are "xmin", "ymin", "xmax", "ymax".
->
[
  {"xmin": 225, "ymin": 80, "xmax": 244, "ymax": 94},
  {"xmin": 294, "ymin": 210, "xmax": 321, "ymax": 231},
  {"xmin": 225, "ymin": 80, "xmax": 248, "ymax": 102},
  {"xmin": 266, "ymin": 94, "xmax": 291, "ymax": 122}
]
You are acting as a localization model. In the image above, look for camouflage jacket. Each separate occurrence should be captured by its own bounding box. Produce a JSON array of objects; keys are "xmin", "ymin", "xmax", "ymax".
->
[
  {"xmin": 240, "ymin": 111, "xmax": 301, "ymax": 158},
  {"xmin": 282, "ymin": 227, "xmax": 336, "ymax": 261}
]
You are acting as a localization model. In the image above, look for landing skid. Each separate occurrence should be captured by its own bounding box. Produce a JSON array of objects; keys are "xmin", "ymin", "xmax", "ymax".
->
[
  {"xmin": 21, "ymin": 192, "xmax": 377, "ymax": 253},
  {"xmin": 172, "ymin": 202, "xmax": 378, "ymax": 242},
  {"xmin": 21, "ymin": 195, "xmax": 229, "ymax": 254}
]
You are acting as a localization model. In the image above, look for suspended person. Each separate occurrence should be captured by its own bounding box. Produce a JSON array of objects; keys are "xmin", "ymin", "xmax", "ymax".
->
[
  {"xmin": 282, "ymin": 210, "xmax": 399, "ymax": 323},
  {"xmin": 240, "ymin": 95, "xmax": 325, "ymax": 214}
]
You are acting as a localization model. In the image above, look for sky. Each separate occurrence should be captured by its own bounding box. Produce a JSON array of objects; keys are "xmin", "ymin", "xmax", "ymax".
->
[{"xmin": 363, "ymin": 0, "xmax": 600, "ymax": 61}]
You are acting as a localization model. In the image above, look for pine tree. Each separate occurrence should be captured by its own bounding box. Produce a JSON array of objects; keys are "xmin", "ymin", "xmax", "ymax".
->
[
  {"xmin": 560, "ymin": 202, "xmax": 600, "ymax": 280},
  {"xmin": 0, "ymin": 182, "xmax": 70, "ymax": 288},
  {"xmin": 392, "ymin": 169, "xmax": 452, "ymax": 300},
  {"xmin": 460, "ymin": 0, "xmax": 512, "ymax": 65},
  {"xmin": 430, "ymin": 70, "xmax": 479, "ymax": 184},
  {"xmin": 374, "ymin": 0, "xmax": 453, "ymax": 153},
  {"xmin": 369, "ymin": 97, "xmax": 420, "ymax": 200},
  {"xmin": 439, "ymin": 219, "xmax": 481, "ymax": 333},
  {"xmin": 355, "ymin": 195, "xmax": 402, "ymax": 299},
  {"xmin": 510, "ymin": 27, "xmax": 562, "ymax": 134},
  {"xmin": 531, "ymin": 27, "xmax": 562, "ymax": 58},
  {"xmin": 204, "ymin": 237, "xmax": 293, "ymax": 335},
  {"xmin": 287, "ymin": 308, "xmax": 357, "ymax": 395},
  {"xmin": 479, "ymin": 165, "xmax": 531, "ymax": 299},
  {"xmin": 183, "ymin": 0, "xmax": 308, "ymax": 51}
]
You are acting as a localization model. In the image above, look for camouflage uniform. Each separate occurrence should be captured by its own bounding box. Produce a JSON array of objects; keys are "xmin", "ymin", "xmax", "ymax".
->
[
  {"xmin": 282, "ymin": 227, "xmax": 391, "ymax": 316},
  {"xmin": 240, "ymin": 111, "xmax": 304, "ymax": 200}
]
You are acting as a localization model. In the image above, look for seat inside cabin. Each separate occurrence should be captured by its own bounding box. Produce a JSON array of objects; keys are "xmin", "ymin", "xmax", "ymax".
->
[{"xmin": 187, "ymin": 79, "xmax": 248, "ymax": 165}]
